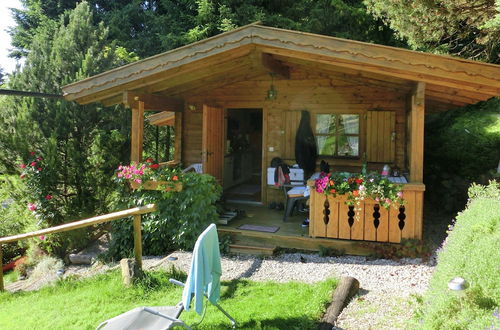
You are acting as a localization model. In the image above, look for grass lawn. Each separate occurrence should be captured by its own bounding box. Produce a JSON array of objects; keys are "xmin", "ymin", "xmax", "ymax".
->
[{"xmin": 0, "ymin": 268, "xmax": 337, "ymax": 330}]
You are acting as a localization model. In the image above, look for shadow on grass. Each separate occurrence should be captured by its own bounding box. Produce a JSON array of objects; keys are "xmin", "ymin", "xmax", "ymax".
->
[{"xmin": 207, "ymin": 316, "xmax": 319, "ymax": 330}]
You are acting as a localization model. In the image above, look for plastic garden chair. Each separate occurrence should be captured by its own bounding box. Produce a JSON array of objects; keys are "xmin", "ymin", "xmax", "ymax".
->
[{"xmin": 95, "ymin": 224, "xmax": 236, "ymax": 330}]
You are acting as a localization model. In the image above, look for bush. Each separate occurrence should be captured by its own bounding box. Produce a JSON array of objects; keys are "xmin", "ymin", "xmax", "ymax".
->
[
  {"xmin": 412, "ymin": 181, "xmax": 500, "ymax": 329},
  {"xmin": 424, "ymin": 98, "xmax": 500, "ymax": 212},
  {"xmin": 106, "ymin": 171, "xmax": 222, "ymax": 260},
  {"xmin": 0, "ymin": 175, "xmax": 36, "ymax": 264}
]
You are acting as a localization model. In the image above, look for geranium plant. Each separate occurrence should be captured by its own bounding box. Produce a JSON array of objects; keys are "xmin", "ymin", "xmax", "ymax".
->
[
  {"xmin": 315, "ymin": 172, "xmax": 404, "ymax": 209},
  {"xmin": 115, "ymin": 158, "xmax": 180, "ymax": 190}
]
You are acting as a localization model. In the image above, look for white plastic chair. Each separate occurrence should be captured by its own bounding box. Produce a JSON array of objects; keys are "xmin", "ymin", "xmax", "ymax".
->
[{"xmin": 182, "ymin": 163, "xmax": 203, "ymax": 174}]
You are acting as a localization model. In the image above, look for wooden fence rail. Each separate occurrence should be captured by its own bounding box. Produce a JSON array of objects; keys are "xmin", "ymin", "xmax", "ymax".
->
[{"xmin": 0, "ymin": 204, "xmax": 157, "ymax": 291}]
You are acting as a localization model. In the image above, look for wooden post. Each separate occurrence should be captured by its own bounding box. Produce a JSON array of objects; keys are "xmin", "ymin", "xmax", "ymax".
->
[
  {"xmin": 131, "ymin": 100, "xmax": 145, "ymax": 162},
  {"xmin": 133, "ymin": 215, "xmax": 142, "ymax": 270},
  {"xmin": 0, "ymin": 244, "xmax": 4, "ymax": 291},
  {"xmin": 409, "ymin": 82, "xmax": 425, "ymax": 182}
]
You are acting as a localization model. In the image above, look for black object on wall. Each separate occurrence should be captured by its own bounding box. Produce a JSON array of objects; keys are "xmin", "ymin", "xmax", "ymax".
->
[{"xmin": 295, "ymin": 110, "xmax": 317, "ymax": 175}]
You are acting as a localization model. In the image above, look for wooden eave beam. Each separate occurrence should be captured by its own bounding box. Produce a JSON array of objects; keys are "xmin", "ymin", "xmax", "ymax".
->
[
  {"xmin": 261, "ymin": 53, "xmax": 290, "ymax": 79},
  {"xmin": 148, "ymin": 111, "xmax": 175, "ymax": 126},
  {"xmin": 123, "ymin": 91, "xmax": 183, "ymax": 112}
]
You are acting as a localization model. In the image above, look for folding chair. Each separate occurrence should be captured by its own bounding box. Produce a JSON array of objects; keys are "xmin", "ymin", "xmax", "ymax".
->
[
  {"xmin": 95, "ymin": 224, "xmax": 236, "ymax": 330},
  {"xmin": 182, "ymin": 163, "xmax": 203, "ymax": 174}
]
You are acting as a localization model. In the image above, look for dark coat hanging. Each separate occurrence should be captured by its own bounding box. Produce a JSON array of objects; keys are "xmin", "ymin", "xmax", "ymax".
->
[{"xmin": 295, "ymin": 110, "xmax": 317, "ymax": 174}]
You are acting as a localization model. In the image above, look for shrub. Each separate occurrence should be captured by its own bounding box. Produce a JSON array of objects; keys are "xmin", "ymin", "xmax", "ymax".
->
[
  {"xmin": 0, "ymin": 175, "xmax": 36, "ymax": 264},
  {"xmin": 411, "ymin": 181, "xmax": 500, "ymax": 329},
  {"xmin": 106, "ymin": 169, "xmax": 222, "ymax": 260},
  {"xmin": 424, "ymin": 98, "xmax": 500, "ymax": 212}
]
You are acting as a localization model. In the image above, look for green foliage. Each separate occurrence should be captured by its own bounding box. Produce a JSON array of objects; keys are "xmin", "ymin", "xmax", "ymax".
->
[
  {"xmin": 362, "ymin": 239, "xmax": 433, "ymax": 260},
  {"xmin": 10, "ymin": 0, "xmax": 402, "ymax": 61},
  {"xmin": 364, "ymin": 0, "xmax": 500, "ymax": 63},
  {"xmin": 0, "ymin": 2, "xmax": 134, "ymax": 258},
  {"xmin": 424, "ymin": 98, "xmax": 500, "ymax": 212},
  {"xmin": 219, "ymin": 234, "xmax": 233, "ymax": 255},
  {"xmin": 411, "ymin": 181, "xmax": 500, "ymax": 329},
  {"xmin": 106, "ymin": 170, "xmax": 222, "ymax": 259},
  {"xmin": 0, "ymin": 175, "xmax": 36, "ymax": 263}
]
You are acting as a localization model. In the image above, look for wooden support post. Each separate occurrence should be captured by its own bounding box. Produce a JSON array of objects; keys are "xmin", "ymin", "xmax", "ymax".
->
[
  {"xmin": 133, "ymin": 215, "xmax": 142, "ymax": 270},
  {"xmin": 409, "ymin": 82, "xmax": 425, "ymax": 182},
  {"xmin": 0, "ymin": 244, "xmax": 4, "ymax": 291},
  {"xmin": 131, "ymin": 100, "xmax": 145, "ymax": 162}
]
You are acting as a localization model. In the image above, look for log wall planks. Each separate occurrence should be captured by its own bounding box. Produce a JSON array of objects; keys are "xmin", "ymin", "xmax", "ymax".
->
[{"xmin": 183, "ymin": 66, "xmax": 409, "ymax": 201}]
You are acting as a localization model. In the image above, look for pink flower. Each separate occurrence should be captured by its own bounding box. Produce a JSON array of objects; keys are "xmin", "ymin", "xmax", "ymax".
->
[
  {"xmin": 37, "ymin": 156, "xmax": 43, "ymax": 161},
  {"xmin": 20, "ymin": 164, "xmax": 26, "ymax": 169},
  {"xmin": 397, "ymin": 191, "xmax": 403, "ymax": 198},
  {"xmin": 30, "ymin": 161, "xmax": 37, "ymax": 167},
  {"xmin": 28, "ymin": 203, "xmax": 37, "ymax": 211},
  {"xmin": 359, "ymin": 185, "xmax": 366, "ymax": 192},
  {"xmin": 45, "ymin": 195, "xmax": 53, "ymax": 200},
  {"xmin": 20, "ymin": 174, "xmax": 26, "ymax": 179},
  {"xmin": 38, "ymin": 167, "xmax": 42, "ymax": 171},
  {"xmin": 39, "ymin": 235, "xmax": 45, "ymax": 241},
  {"xmin": 117, "ymin": 172, "xmax": 123, "ymax": 178},
  {"xmin": 375, "ymin": 197, "xmax": 380, "ymax": 202},
  {"xmin": 134, "ymin": 179, "xmax": 142, "ymax": 184},
  {"xmin": 30, "ymin": 151, "xmax": 36, "ymax": 156},
  {"xmin": 385, "ymin": 198, "xmax": 391, "ymax": 205}
]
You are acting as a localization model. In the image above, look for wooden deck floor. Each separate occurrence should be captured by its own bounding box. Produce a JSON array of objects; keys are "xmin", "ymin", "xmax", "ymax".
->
[{"xmin": 218, "ymin": 203, "xmax": 373, "ymax": 255}]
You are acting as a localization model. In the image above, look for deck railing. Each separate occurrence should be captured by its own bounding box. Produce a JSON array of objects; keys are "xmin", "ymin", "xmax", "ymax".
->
[{"xmin": 0, "ymin": 204, "xmax": 157, "ymax": 291}]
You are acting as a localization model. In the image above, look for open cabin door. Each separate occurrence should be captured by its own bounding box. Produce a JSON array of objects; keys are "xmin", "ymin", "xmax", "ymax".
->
[{"xmin": 202, "ymin": 104, "xmax": 224, "ymax": 183}]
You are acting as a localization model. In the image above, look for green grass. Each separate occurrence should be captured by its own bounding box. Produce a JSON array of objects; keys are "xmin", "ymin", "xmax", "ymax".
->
[
  {"xmin": 3, "ymin": 270, "xmax": 19, "ymax": 285},
  {"xmin": 0, "ymin": 269, "xmax": 337, "ymax": 330},
  {"xmin": 411, "ymin": 185, "xmax": 500, "ymax": 329}
]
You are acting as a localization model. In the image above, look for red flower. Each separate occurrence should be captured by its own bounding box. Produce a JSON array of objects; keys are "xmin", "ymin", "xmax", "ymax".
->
[
  {"xmin": 30, "ymin": 151, "xmax": 36, "ymax": 156},
  {"xmin": 330, "ymin": 188, "xmax": 336, "ymax": 194},
  {"xmin": 149, "ymin": 163, "xmax": 160, "ymax": 169},
  {"xmin": 20, "ymin": 164, "xmax": 26, "ymax": 169},
  {"xmin": 145, "ymin": 157, "xmax": 154, "ymax": 163},
  {"xmin": 20, "ymin": 174, "xmax": 26, "ymax": 179},
  {"xmin": 45, "ymin": 195, "xmax": 53, "ymax": 200},
  {"xmin": 30, "ymin": 161, "xmax": 37, "ymax": 167},
  {"xmin": 355, "ymin": 178, "xmax": 363, "ymax": 185},
  {"xmin": 172, "ymin": 175, "xmax": 178, "ymax": 181},
  {"xmin": 37, "ymin": 156, "xmax": 43, "ymax": 161},
  {"xmin": 38, "ymin": 168, "xmax": 42, "ymax": 171},
  {"xmin": 352, "ymin": 190, "xmax": 359, "ymax": 197}
]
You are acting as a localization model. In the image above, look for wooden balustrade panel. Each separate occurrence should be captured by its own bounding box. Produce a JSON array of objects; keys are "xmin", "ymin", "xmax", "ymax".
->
[
  {"xmin": 310, "ymin": 191, "xmax": 326, "ymax": 237},
  {"xmin": 350, "ymin": 201, "xmax": 365, "ymax": 240},
  {"xmin": 401, "ymin": 191, "xmax": 416, "ymax": 239},
  {"xmin": 388, "ymin": 206, "xmax": 402, "ymax": 243},
  {"xmin": 309, "ymin": 186, "xmax": 423, "ymax": 242},
  {"xmin": 326, "ymin": 195, "xmax": 340, "ymax": 238},
  {"xmin": 338, "ymin": 196, "xmax": 353, "ymax": 240}
]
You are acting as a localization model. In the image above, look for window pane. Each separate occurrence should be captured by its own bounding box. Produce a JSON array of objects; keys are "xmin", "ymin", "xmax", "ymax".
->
[
  {"xmin": 316, "ymin": 135, "xmax": 336, "ymax": 155},
  {"xmin": 316, "ymin": 114, "xmax": 336, "ymax": 134},
  {"xmin": 339, "ymin": 115, "xmax": 359, "ymax": 134},
  {"xmin": 338, "ymin": 136, "xmax": 359, "ymax": 156}
]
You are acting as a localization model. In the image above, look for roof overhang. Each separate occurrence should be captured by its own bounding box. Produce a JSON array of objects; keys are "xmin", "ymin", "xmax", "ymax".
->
[{"xmin": 62, "ymin": 23, "xmax": 500, "ymax": 109}]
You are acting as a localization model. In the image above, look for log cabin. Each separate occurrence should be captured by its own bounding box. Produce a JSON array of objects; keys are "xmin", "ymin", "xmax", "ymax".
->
[{"xmin": 62, "ymin": 23, "xmax": 500, "ymax": 255}]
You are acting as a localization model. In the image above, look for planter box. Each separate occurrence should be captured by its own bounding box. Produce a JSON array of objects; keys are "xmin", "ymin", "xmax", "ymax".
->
[{"xmin": 129, "ymin": 180, "xmax": 182, "ymax": 192}]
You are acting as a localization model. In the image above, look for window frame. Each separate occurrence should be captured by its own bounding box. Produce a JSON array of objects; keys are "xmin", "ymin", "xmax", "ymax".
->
[{"xmin": 314, "ymin": 113, "xmax": 361, "ymax": 159}]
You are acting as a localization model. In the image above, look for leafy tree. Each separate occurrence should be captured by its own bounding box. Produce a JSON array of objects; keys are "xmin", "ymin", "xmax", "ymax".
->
[
  {"xmin": 9, "ymin": 0, "xmax": 402, "ymax": 61},
  {"xmin": 364, "ymin": 0, "xmax": 500, "ymax": 63},
  {"xmin": 0, "ymin": 1, "xmax": 133, "ymax": 256}
]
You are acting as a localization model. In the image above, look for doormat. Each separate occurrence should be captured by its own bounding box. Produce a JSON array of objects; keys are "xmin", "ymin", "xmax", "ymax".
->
[{"xmin": 238, "ymin": 224, "xmax": 279, "ymax": 233}]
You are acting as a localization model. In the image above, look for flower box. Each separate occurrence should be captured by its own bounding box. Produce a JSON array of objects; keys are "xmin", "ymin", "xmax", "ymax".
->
[{"xmin": 129, "ymin": 180, "xmax": 182, "ymax": 192}]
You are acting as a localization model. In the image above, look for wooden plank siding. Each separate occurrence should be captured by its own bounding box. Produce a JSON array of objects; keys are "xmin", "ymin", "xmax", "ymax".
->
[{"xmin": 184, "ymin": 67, "xmax": 408, "ymax": 198}]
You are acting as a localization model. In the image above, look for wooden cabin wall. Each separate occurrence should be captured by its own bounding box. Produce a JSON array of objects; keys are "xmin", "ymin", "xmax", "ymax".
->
[{"xmin": 182, "ymin": 67, "xmax": 408, "ymax": 200}]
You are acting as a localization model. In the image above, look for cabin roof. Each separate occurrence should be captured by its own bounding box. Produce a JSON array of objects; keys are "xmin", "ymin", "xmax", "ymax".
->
[{"xmin": 62, "ymin": 23, "xmax": 500, "ymax": 110}]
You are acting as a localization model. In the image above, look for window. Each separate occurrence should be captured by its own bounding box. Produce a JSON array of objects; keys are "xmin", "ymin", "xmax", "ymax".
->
[{"xmin": 315, "ymin": 114, "xmax": 360, "ymax": 157}]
